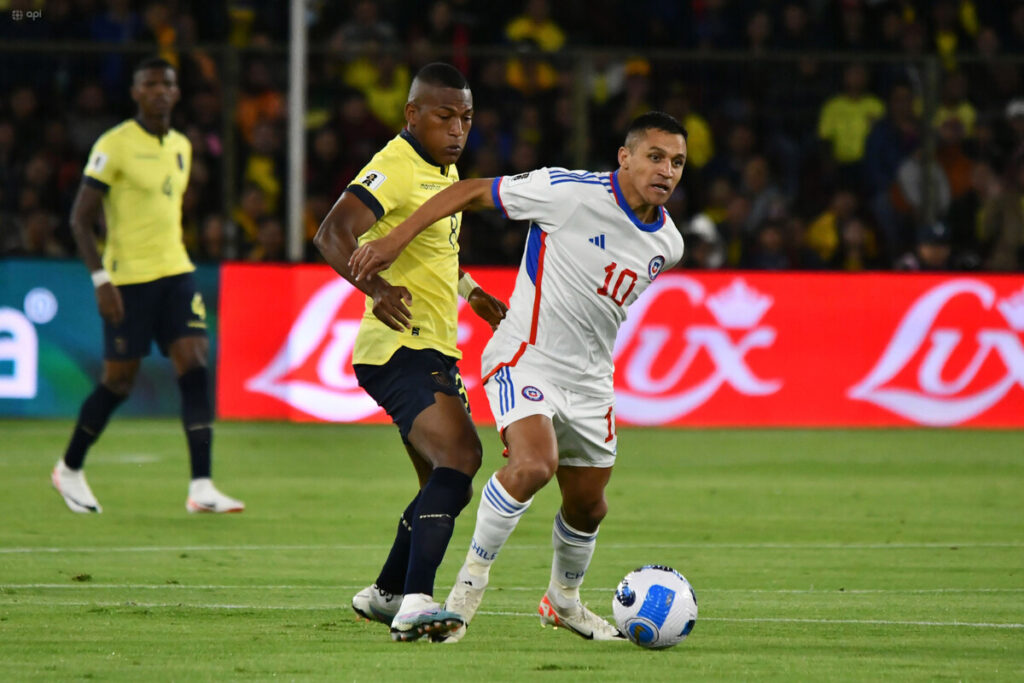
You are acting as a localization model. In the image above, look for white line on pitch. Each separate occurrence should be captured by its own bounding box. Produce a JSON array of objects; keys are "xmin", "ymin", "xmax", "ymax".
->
[
  {"xmin": 482, "ymin": 611, "xmax": 1024, "ymax": 629},
  {"xmin": 3, "ymin": 541, "xmax": 1021, "ymax": 555},
  {"xmin": 1, "ymin": 599, "xmax": 1019, "ymax": 629},
  {"xmin": 4, "ymin": 584, "xmax": 1024, "ymax": 595}
]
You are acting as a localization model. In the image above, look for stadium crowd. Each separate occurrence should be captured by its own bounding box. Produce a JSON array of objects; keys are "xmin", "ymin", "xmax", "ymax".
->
[{"xmin": 1, "ymin": 0, "xmax": 1023, "ymax": 271}]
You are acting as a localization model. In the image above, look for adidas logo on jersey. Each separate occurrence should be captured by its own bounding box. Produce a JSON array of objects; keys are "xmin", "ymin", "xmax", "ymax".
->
[{"xmin": 588, "ymin": 234, "xmax": 606, "ymax": 249}]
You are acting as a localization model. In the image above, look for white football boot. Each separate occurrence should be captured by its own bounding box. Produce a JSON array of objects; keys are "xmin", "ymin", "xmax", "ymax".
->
[
  {"xmin": 390, "ymin": 593, "xmax": 464, "ymax": 642},
  {"xmin": 351, "ymin": 584, "xmax": 401, "ymax": 624},
  {"xmin": 538, "ymin": 593, "xmax": 625, "ymax": 641},
  {"xmin": 51, "ymin": 460, "xmax": 102, "ymax": 513},
  {"xmin": 186, "ymin": 478, "xmax": 245, "ymax": 513},
  {"xmin": 435, "ymin": 563, "xmax": 489, "ymax": 642}
]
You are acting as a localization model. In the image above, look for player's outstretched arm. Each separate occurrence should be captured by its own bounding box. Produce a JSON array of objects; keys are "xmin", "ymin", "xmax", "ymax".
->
[
  {"xmin": 70, "ymin": 181, "xmax": 124, "ymax": 325},
  {"xmin": 349, "ymin": 178, "xmax": 495, "ymax": 281},
  {"xmin": 314, "ymin": 192, "xmax": 413, "ymax": 331},
  {"xmin": 459, "ymin": 269, "xmax": 508, "ymax": 331}
]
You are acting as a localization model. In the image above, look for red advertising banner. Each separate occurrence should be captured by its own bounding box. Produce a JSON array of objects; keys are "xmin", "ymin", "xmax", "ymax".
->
[{"xmin": 217, "ymin": 264, "xmax": 1024, "ymax": 427}]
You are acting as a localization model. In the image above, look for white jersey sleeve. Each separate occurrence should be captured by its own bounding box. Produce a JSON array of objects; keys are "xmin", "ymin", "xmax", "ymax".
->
[{"xmin": 490, "ymin": 168, "xmax": 590, "ymax": 233}]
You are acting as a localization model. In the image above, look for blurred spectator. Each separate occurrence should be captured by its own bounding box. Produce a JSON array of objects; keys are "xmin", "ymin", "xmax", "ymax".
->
[
  {"xmin": 718, "ymin": 194, "xmax": 752, "ymax": 267},
  {"xmin": 691, "ymin": 0, "xmax": 740, "ymax": 50},
  {"xmin": 333, "ymin": 0, "xmax": 397, "ymax": 52},
  {"xmin": 240, "ymin": 121, "xmax": 283, "ymax": 214},
  {"xmin": 660, "ymin": 86, "xmax": 713, "ymax": 171},
  {"xmin": 932, "ymin": 70, "xmax": 976, "ymax": 138},
  {"xmin": 832, "ymin": 216, "xmax": 882, "ymax": 271},
  {"xmin": 505, "ymin": 0, "xmax": 565, "ymax": 52},
  {"xmin": 236, "ymin": 59, "xmax": 285, "ymax": 146},
  {"xmin": 1006, "ymin": 99, "xmax": 1024, "ymax": 151},
  {"xmin": 803, "ymin": 189, "xmax": 860, "ymax": 268},
  {"xmin": 9, "ymin": 86, "xmax": 42, "ymax": 162},
  {"xmin": 1005, "ymin": 2, "xmax": 1024, "ymax": 53},
  {"xmin": 879, "ymin": 20, "xmax": 927, "ymax": 104},
  {"xmin": 979, "ymin": 151, "xmax": 1024, "ymax": 271},
  {"xmin": 408, "ymin": 1, "xmax": 474, "ymax": 75},
  {"xmin": 359, "ymin": 52, "xmax": 412, "ymax": 131},
  {"xmin": 886, "ymin": 148, "xmax": 952, "ymax": 260},
  {"xmin": 897, "ymin": 221, "xmax": 955, "ymax": 271},
  {"xmin": 744, "ymin": 219, "xmax": 792, "ymax": 270},
  {"xmin": 231, "ymin": 183, "xmax": 268, "ymax": 250},
  {"xmin": 929, "ymin": 0, "xmax": 975, "ymax": 70},
  {"xmin": 833, "ymin": 1, "xmax": 869, "ymax": 52},
  {"xmin": 817, "ymin": 62, "xmax": 885, "ymax": 192},
  {"xmin": 936, "ymin": 119, "xmax": 974, "ymax": 225},
  {"xmin": 331, "ymin": 88, "xmax": 394, "ymax": 185},
  {"xmin": 681, "ymin": 213, "xmax": 724, "ymax": 269},
  {"xmin": 306, "ymin": 127, "xmax": 346, "ymax": 199},
  {"xmin": 195, "ymin": 213, "xmax": 228, "ymax": 262},
  {"xmin": 775, "ymin": 2, "xmax": 816, "ymax": 51},
  {"xmin": 89, "ymin": 0, "xmax": 142, "ymax": 91},
  {"xmin": 703, "ymin": 177, "xmax": 736, "ymax": 225},
  {"xmin": 741, "ymin": 155, "xmax": 786, "ymax": 233},
  {"xmin": 7, "ymin": 209, "xmax": 68, "ymax": 258},
  {"xmin": 505, "ymin": 40, "xmax": 560, "ymax": 100},
  {"xmin": 67, "ymin": 82, "xmax": 120, "ymax": 157},
  {"xmin": 247, "ymin": 216, "xmax": 286, "ymax": 262},
  {"xmin": 597, "ymin": 58, "xmax": 653, "ymax": 153},
  {"xmin": 705, "ymin": 122, "xmax": 757, "ymax": 189},
  {"xmin": 864, "ymin": 82, "xmax": 921, "ymax": 260},
  {"xmin": 967, "ymin": 26, "xmax": 1021, "ymax": 115}
]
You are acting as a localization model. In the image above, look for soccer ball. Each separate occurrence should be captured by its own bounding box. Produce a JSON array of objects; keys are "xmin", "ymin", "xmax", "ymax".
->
[{"xmin": 613, "ymin": 565, "xmax": 697, "ymax": 649}]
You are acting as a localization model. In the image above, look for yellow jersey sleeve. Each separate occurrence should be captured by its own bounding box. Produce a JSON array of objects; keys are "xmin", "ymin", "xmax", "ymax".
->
[
  {"xmin": 84, "ymin": 131, "xmax": 122, "ymax": 188},
  {"xmin": 347, "ymin": 152, "xmax": 415, "ymax": 221}
]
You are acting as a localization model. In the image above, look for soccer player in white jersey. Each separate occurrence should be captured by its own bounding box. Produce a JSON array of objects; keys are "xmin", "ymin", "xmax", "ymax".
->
[{"xmin": 349, "ymin": 111, "xmax": 687, "ymax": 641}]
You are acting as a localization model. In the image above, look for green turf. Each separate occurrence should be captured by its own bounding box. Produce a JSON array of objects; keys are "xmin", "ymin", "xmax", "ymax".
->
[{"xmin": 1, "ymin": 420, "xmax": 1022, "ymax": 681}]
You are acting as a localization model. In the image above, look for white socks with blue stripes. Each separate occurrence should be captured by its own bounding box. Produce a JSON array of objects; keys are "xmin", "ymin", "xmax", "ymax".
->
[
  {"xmin": 464, "ymin": 473, "xmax": 532, "ymax": 577},
  {"xmin": 548, "ymin": 510, "xmax": 598, "ymax": 610}
]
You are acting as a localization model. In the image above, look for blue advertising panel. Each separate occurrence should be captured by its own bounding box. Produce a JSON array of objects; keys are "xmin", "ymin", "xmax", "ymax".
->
[{"xmin": 0, "ymin": 259, "xmax": 219, "ymax": 417}]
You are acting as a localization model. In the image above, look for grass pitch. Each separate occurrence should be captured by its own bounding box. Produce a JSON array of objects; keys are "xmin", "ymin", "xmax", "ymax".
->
[{"xmin": 1, "ymin": 420, "xmax": 1022, "ymax": 681}]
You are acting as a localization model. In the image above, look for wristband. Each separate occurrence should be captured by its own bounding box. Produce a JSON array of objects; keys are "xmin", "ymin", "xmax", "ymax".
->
[
  {"xmin": 458, "ymin": 272, "xmax": 479, "ymax": 300},
  {"xmin": 91, "ymin": 269, "xmax": 111, "ymax": 288}
]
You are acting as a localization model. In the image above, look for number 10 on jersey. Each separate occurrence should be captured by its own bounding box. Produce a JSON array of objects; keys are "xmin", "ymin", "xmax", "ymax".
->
[{"xmin": 596, "ymin": 262, "xmax": 638, "ymax": 307}]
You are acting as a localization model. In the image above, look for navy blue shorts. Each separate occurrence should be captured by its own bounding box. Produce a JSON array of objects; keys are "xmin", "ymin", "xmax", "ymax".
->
[
  {"xmin": 354, "ymin": 346, "xmax": 470, "ymax": 442},
  {"xmin": 103, "ymin": 272, "xmax": 208, "ymax": 360}
]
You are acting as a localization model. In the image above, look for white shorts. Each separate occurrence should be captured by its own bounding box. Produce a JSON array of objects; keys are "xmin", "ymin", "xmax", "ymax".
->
[{"xmin": 484, "ymin": 364, "xmax": 617, "ymax": 468}]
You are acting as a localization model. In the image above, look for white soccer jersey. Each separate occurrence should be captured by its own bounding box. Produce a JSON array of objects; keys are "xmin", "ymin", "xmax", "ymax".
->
[{"xmin": 482, "ymin": 167, "xmax": 685, "ymax": 397}]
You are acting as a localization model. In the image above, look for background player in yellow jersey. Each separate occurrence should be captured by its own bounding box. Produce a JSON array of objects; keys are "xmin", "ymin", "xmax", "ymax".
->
[
  {"xmin": 51, "ymin": 57, "xmax": 243, "ymax": 515},
  {"xmin": 315, "ymin": 62, "xmax": 506, "ymax": 642}
]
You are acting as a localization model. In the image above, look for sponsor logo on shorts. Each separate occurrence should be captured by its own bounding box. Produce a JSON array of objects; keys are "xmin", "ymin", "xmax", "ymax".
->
[
  {"xmin": 431, "ymin": 371, "xmax": 451, "ymax": 387},
  {"xmin": 648, "ymin": 255, "xmax": 666, "ymax": 280},
  {"xmin": 521, "ymin": 385, "xmax": 544, "ymax": 401}
]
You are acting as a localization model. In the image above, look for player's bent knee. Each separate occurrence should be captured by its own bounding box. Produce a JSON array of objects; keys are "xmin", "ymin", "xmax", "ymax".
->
[
  {"xmin": 512, "ymin": 457, "xmax": 558, "ymax": 489},
  {"xmin": 101, "ymin": 375, "xmax": 135, "ymax": 397},
  {"xmin": 564, "ymin": 497, "xmax": 608, "ymax": 530}
]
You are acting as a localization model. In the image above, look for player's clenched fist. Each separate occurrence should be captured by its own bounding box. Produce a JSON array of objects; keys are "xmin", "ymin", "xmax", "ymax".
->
[{"xmin": 467, "ymin": 288, "xmax": 508, "ymax": 331}]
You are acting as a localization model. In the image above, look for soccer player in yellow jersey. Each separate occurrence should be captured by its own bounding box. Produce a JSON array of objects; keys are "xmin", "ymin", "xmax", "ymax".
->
[
  {"xmin": 315, "ymin": 62, "xmax": 507, "ymax": 642},
  {"xmin": 51, "ymin": 58, "xmax": 243, "ymax": 515}
]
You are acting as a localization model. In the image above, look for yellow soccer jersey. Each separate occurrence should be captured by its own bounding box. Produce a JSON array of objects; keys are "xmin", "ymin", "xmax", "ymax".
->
[
  {"xmin": 348, "ymin": 129, "xmax": 462, "ymax": 365},
  {"xmin": 83, "ymin": 119, "xmax": 194, "ymax": 285}
]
